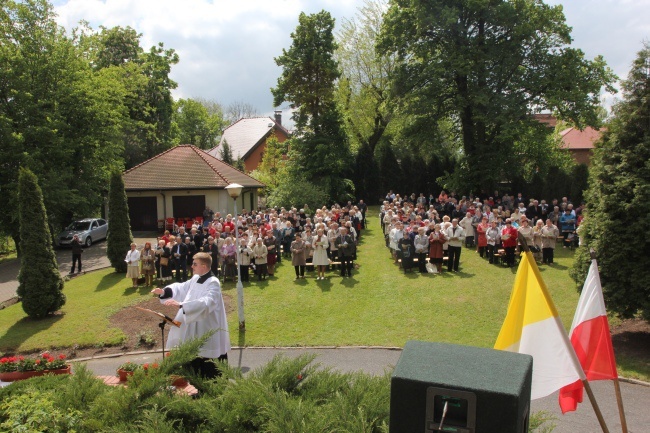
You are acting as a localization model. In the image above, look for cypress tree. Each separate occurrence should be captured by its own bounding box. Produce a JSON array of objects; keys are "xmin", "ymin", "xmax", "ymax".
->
[
  {"xmin": 106, "ymin": 171, "xmax": 133, "ymax": 273},
  {"xmin": 17, "ymin": 168, "xmax": 65, "ymax": 318},
  {"xmin": 570, "ymin": 43, "xmax": 650, "ymax": 321}
]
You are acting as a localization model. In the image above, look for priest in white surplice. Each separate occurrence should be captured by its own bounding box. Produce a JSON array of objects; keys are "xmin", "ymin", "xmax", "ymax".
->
[{"xmin": 151, "ymin": 252, "xmax": 230, "ymax": 378}]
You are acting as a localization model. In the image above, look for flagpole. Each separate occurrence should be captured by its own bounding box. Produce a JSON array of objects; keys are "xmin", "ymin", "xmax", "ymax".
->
[
  {"xmin": 613, "ymin": 379, "xmax": 628, "ymax": 433},
  {"xmin": 590, "ymin": 249, "xmax": 629, "ymax": 433},
  {"xmin": 519, "ymin": 236, "xmax": 610, "ymax": 433}
]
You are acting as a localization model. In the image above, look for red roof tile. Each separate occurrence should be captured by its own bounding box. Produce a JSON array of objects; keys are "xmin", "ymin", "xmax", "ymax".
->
[
  {"xmin": 560, "ymin": 126, "xmax": 603, "ymax": 150},
  {"xmin": 123, "ymin": 145, "xmax": 264, "ymax": 191}
]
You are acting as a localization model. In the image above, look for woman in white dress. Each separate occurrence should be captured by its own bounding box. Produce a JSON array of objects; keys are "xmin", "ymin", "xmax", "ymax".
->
[
  {"xmin": 312, "ymin": 228, "xmax": 329, "ymax": 280},
  {"xmin": 125, "ymin": 243, "xmax": 141, "ymax": 288}
]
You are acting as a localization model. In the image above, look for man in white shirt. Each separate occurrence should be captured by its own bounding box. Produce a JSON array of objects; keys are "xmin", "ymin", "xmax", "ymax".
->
[{"xmin": 445, "ymin": 218, "xmax": 466, "ymax": 272}]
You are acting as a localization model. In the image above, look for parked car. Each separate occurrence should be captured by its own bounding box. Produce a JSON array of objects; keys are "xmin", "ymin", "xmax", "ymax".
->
[{"xmin": 56, "ymin": 218, "xmax": 108, "ymax": 247}]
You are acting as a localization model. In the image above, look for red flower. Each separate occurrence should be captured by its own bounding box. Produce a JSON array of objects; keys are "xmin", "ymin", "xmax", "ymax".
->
[
  {"xmin": 59, "ymin": 354, "xmax": 66, "ymax": 360},
  {"xmin": 0, "ymin": 358, "xmax": 7, "ymax": 364},
  {"xmin": 35, "ymin": 359, "xmax": 41, "ymax": 365},
  {"xmin": 152, "ymin": 363, "xmax": 159, "ymax": 369},
  {"xmin": 19, "ymin": 356, "xmax": 25, "ymax": 361}
]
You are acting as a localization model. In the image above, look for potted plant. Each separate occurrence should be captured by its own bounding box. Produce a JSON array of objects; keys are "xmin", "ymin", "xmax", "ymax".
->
[
  {"xmin": 0, "ymin": 353, "xmax": 70, "ymax": 382},
  {"xmin": 116, "ymin": 361, "xmax": 141, "ymax": 381}
]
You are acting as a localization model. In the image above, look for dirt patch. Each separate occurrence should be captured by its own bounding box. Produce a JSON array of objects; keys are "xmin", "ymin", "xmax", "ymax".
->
[
  {"xmin": 611, "ymin": 318, "xmax": 650, "ymax": 361},
  {"xmin": 64, "ymin": 292, "xmax": 235, "ymax": 361}
]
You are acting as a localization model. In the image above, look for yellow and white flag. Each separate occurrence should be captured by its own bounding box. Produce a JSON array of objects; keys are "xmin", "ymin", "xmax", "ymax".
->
[{"xmin": 494, "ymin": 251, "xmax": 584, "ymax": 399}]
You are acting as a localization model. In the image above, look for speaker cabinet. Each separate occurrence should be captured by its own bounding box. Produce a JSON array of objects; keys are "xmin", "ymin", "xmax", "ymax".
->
[{"xmin": 389, "ymin": 341, "xmax": 533, "ymax": 433}]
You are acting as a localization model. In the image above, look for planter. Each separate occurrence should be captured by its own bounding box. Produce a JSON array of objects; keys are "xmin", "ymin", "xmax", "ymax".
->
[
  {"xmin": 0, "ymin": 365, "xmax": 71, "ymax": 382},
  {"xmin": 117, "ymin": 368, "xmax": 135, "ymax": 382}
]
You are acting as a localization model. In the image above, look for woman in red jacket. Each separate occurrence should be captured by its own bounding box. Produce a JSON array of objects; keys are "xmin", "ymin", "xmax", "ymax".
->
[{"xmin": 501, "ymin": 219, "xmax": 519, "ymax": 267}]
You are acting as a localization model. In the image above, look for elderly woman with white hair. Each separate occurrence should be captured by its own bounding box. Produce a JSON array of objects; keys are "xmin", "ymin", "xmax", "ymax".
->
[{"xmin": 125, "ymin": 242, "xmax": 141, "ymax": 288}]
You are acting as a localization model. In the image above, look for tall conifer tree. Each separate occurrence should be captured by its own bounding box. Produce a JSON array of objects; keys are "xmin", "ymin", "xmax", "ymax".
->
[
  {"xmin": 571, "ymin": 43, "xmax": 650, "ymax": 321},
  {"xmin": 17, "ymin": 168, "xmax": 65, "ymax": 318},
  {"xmin": 106, "ymin": 171, "xmax": 133, "ymax": 273}
]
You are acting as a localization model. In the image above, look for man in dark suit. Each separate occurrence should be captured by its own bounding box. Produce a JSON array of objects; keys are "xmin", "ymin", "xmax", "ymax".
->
[
  {"xmin": 172, "ymin": 239, "xmax": 189, "ymax": 281},
  {"xmin": 334, "ymin": 227, "xmax": 355, "ymax": 277},
  {"xmin": 203, "ymin": 236, "xmax": 220, "ymax": 276}
]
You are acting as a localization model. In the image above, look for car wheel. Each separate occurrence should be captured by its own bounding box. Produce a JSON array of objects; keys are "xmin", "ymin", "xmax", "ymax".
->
[{"xmin": 85, "ymin": 237, "xmax": 92, "ymax": 247}]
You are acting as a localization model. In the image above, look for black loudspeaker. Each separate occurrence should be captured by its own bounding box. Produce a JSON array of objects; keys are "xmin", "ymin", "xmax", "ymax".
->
[{"xmin": 389, "ymin": 341, "xmax": 533, "ymax": 433}]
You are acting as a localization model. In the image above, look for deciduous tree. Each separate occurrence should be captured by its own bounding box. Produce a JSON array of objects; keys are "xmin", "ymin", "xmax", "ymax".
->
[{"xmin": 378, "ymin": 0, "xmax": 615, "ymax": 192}]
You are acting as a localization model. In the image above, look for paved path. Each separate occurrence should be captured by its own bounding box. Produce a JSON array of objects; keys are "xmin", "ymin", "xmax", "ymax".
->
[
  {"xmin": 75, "ymin": 347, "xmax": 648, "ymax": 432},
  {"xmin": 0, "ymin": 235, "xmax": 155, "ymax": 305}
]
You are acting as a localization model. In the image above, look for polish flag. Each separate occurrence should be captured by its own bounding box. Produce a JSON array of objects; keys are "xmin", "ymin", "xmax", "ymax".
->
[{"xmin": 559, "ymin": 259, "xmax": 618, "ymax": 413}]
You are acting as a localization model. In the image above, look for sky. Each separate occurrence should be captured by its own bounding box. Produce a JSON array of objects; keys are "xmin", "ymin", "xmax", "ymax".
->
[{"xmin": 52, "ymin": 0, "xmax": 650, "ymax": 118}]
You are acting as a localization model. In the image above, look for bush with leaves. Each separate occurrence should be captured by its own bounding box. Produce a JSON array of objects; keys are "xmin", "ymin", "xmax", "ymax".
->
[{"xmin": 16, "ymin": 168, "xmax": 65, "ymax": 318}]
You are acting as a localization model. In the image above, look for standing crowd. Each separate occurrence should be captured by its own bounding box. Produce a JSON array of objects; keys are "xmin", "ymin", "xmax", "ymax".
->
[
  {"xmin": 123, "ymin": 201, "xmax": 368, "ymax": 286},
  {"xmin": 381, "ymin": 190, "xmax": 582, "ymax": 273}
]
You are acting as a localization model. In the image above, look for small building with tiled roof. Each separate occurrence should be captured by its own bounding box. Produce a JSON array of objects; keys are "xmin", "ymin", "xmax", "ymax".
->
[
  {"xmin": 559, "ymin": 126, "xmax": 603, "ymax": 165},
  {"xmin": 123, "ymin": 145, "xmax": 264, "ymax": 231},
  {"xmin": 207, "ymin": 111, "xmax": 290, "ymax": 172}
]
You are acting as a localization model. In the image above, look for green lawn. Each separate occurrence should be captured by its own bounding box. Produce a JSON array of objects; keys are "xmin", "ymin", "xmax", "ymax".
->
[{"xmin": 0, "ymin": 208, "xmax": 647, "ymax": 380}]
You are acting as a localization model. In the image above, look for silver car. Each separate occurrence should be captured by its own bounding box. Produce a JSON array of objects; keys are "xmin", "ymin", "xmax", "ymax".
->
[{"xmin": 57, "ymin": 218, "xmax": 108, "ymax": 247}]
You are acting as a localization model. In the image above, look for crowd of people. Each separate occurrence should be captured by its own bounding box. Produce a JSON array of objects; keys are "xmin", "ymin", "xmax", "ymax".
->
[
  {"xmin": 381, "ymin": 190, "xmax": 582, "ymax": 273},
  {"xmin": 124, "ymin": 201, "xmax": 368, "ymax": 286},
  {"xmin": 121, "ymin": 189, "xmax": 582, "ymax": 286}
]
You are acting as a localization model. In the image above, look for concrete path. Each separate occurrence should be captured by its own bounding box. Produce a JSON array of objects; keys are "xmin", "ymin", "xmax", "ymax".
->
[
  {"xmin": 74, "ymin": 347, "xmax": 648, "ymax": 432},
  {"xmin": 0, "ymin": 235, "xmax": 156, "ymax": 305}
]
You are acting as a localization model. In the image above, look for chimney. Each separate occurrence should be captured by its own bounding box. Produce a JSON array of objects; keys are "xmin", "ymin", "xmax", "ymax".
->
[{"xmin": 274, "ymin": 110, "xmax": 282, "ymax": 126}]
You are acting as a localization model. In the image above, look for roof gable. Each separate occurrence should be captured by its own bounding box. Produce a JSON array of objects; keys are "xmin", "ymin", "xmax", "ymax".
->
[
  {"xmin": 208, "ymin": 117, "xmax": 289, "ymax": 160},
  {"xmin": 560, "ymin": 126, "xmax": 603, "ymax": 150},
  {"xmin": 123, "ymin": 145, "xmax": 264, "ymax": 190}
]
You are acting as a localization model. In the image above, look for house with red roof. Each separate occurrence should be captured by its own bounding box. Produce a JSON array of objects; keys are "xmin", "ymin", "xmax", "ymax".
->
[
  {"xmin": 123, "ymin": 145, "xmax": 264, "ymax": 231},
  {"xmin": 207, "ymin": 111, "xmax": 290, "ymax": 172},
  {"xmin": 534, "ymin": 114, "xmax": 602, "ymax": 165}
]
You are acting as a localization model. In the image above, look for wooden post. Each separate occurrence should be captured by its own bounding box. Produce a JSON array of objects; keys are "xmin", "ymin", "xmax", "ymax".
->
[
  {"xmin": 582, "ymin": 379, "xmax": 611, "ymax": 433},
  {"xmin": 613, "ymin": 378, "xmax": 629, "ymax": 433}
]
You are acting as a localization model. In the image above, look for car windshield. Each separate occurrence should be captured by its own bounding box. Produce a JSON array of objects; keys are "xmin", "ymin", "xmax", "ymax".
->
[{"xmin": 67, "ymin": 221, "xmax": 91, "ymax": 231}]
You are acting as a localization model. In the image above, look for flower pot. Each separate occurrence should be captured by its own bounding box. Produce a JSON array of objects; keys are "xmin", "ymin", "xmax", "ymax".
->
[
  {"xmin": 117, "ymin": 368, "xmax": 135, "ymax": 382},
  {"xmin": 44, "ymin": 365, "xmax": 72, "ymax": 376}
]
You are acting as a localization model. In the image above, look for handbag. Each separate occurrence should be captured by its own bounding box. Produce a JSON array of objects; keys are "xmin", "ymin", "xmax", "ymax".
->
[{"xmin": 159, "ymin": 257, "xmax": 169, "ymax": 266}]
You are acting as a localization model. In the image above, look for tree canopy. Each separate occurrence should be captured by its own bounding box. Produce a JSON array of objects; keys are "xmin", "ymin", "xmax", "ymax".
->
[{"xmin": 378, "ymin": 0, "xmax": 615, "ymax": 193}]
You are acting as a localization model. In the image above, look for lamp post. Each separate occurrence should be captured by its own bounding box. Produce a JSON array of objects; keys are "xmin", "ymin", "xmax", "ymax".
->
[{"xmin": 225, "ymin": 183, "xmax": 245, "ymax": 331}]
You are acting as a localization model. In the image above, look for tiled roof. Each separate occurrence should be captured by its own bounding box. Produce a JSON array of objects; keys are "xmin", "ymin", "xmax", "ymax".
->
[
  {"xmin": 207, "ymin": 117, "xmax": 289, "ymax": 160},
  {"xmin": 560, "ymin": 126, "xmax": 603, "ymax": 150},
  {"xmin": 123, "ymin": 145, "xmax": 264, "ymax": 190}
]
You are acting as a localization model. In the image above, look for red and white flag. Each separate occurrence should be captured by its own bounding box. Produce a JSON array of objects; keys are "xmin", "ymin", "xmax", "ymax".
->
[{"xmin": 559, "ymin": 259, "xmax": 618, "ymax": 413}]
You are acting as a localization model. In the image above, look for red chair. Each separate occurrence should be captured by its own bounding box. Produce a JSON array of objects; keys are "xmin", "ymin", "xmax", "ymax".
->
[
  {"xmin": 195, "ymin": 217, "xmax": 204, "ymax": 226},
  {"xmin": 165, "ymin": 218, "xmax": 175, "ymax": 231},
  {"xmin": 186, "ymin": 220, "xmax": 193, "ymax": 230},
  {"xmin": 176, "ymin": 218, "xmax": 184, "ymax": 229}
]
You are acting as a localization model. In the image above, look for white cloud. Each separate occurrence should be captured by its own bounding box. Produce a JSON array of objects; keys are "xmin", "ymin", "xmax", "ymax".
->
[{"xmin": 53, "ymin": 0, "xmax": 650, "ymax": 114}]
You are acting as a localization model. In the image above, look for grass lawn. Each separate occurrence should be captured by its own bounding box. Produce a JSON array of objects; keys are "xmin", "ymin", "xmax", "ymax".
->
[{"xmin": 0, "ymin": 208, "xmax": 647, "ymax": 380}]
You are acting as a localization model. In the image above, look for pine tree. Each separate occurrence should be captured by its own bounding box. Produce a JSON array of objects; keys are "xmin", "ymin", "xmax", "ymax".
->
[
  {"xmin": 220, "ymin": 140, "xmax": 234, "ymax": 165},
  {"xmin": 17, "ymin": 168, "xmax": 65, "ymax": 318},
  {"xmin": 571, "ymin": 43, "xmax": 650, "ymax": 321},
  {"xmin": 106, "ymin": 171, "xmax": 133, "ymax": 273}
]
